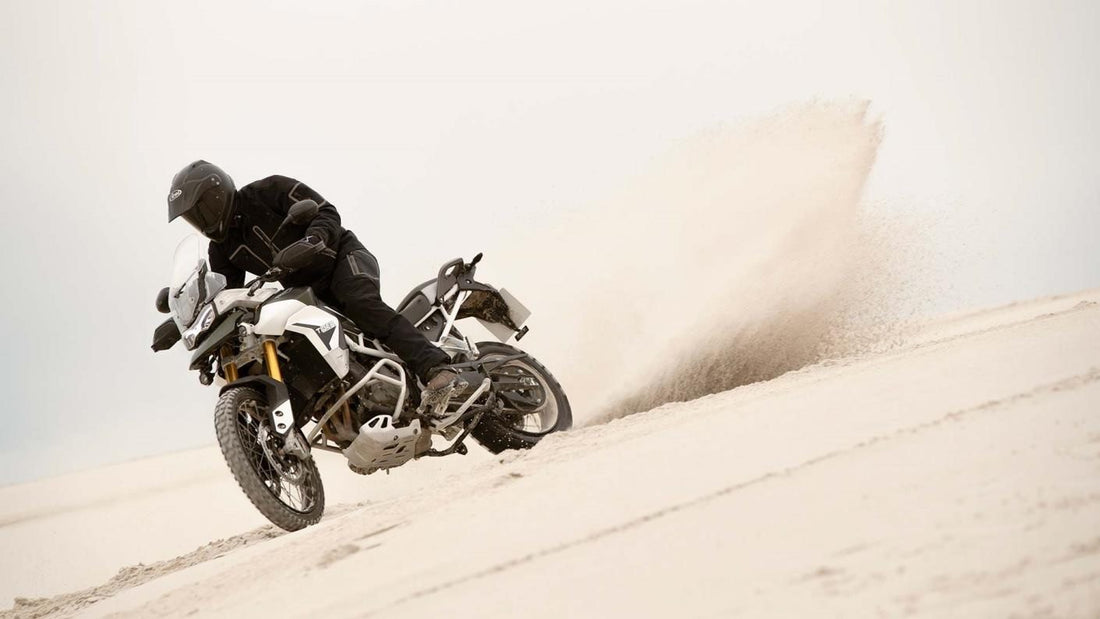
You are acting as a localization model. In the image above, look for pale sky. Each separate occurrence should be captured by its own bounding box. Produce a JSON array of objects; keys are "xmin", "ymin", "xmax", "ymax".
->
[{"xmin": 1, "ymin": 0, "xmax": 1097, "ymax": 485}]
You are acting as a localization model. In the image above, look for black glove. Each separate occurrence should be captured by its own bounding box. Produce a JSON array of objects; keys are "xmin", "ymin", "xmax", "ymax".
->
[{"xmin": 274, "ymin": 235, "xmax": 326, "ymax": 271}]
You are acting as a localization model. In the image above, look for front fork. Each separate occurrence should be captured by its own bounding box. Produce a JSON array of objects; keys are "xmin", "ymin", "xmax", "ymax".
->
[
  {"xmin": 218, "ymin": 340, "xmax": 283, "ymax": 384},
  {"xmin": 220, "ymin": 345, "xmax": 239, "ymax": 382},
  {"xmin": 219, "ymin": 339, "xmax": 298, "ymax": 441},
  {"xmin": 261, "ymin": 340, "xmax": 283, "ymax": 382},
  {"xmin": 256, "ymin": 339, "xmax": 306, "ymax": 454}
]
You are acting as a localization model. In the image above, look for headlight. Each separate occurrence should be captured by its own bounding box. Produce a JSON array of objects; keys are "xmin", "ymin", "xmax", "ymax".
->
[{"xmin": 182, "ymin": 304, "xmax": 217, "ymax": 349}]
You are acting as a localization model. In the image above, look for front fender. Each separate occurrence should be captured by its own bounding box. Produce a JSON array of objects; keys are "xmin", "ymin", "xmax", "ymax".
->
[{"xmin": 220, "ymin": 376, "xmax": 296, "ymax": 435}]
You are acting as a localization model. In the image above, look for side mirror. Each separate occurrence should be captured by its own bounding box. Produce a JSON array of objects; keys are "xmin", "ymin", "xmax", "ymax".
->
[
  {"xmin": 156, "ymin": 287, "xmax": 171, "ymax": 314},
  {"xmin": 286, "ymin": 199, "xmax": 319, "ymax": 225}
]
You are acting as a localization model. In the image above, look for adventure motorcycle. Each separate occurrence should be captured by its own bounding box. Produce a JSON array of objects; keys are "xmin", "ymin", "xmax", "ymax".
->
[{"xmin": 152, "ymin": 200, "xmax": 572, "ymax": 531}]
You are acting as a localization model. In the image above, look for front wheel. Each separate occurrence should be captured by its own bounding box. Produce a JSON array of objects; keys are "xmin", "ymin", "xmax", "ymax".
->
[
  {"xmin": 471, "ymin": 342, "xmax": 572, "ymax": 454},
  {"xmin": 214, "ymin": 387, "xmax": 325, "ymax": 531}
]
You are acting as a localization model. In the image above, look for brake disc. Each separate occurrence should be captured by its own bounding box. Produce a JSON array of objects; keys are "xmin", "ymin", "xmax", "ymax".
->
[{"xmin": 258, "ymin": 424, "xmax": 305, "ymax": 483}]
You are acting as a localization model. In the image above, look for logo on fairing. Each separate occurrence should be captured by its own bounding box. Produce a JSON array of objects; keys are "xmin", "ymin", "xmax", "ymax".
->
[
  {"xmin": 169, "ymin": 189, "xmax": 183, "ymax": 202},
  {"xmin": 292, "ymin": 319, "xmax": 340, "ymax": 350},
  {"xmin": 317, "ymin": 320, "xmax": 338, "ymax": 348}
]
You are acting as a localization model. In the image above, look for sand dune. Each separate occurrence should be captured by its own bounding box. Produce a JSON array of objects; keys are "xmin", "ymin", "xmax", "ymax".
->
[{"xmin": 3, "ymin": 288, "xmax": 1098, "ymax": 618}]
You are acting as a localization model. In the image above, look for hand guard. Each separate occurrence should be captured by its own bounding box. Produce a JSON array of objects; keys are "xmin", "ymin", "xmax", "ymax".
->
[{"xmin": 273, "ymin": 235, "xmax": 326, "ymax": 271}]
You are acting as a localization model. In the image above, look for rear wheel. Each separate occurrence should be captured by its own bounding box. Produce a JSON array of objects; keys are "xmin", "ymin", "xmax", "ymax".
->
[
  {"xmin": 214, "ymin": 387, "xmax": 325, "ymax": 531},
  {"xmin": 471, "ymin": 342, "xmax": 572, "ymax": 454}
]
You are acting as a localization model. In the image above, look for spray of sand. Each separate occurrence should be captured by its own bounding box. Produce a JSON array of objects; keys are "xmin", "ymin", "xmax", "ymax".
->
[{"xmin": 491, "ymin": 100, "xmax": 905, "ymax": 425}]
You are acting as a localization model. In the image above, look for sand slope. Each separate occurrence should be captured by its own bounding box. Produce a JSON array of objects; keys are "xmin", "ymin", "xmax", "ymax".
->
[{"xmin": 3, "ymin": 289, "xmax": 1099, "ymax": 618}]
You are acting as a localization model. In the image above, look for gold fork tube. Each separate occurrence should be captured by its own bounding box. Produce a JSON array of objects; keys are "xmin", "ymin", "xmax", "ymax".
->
[
  {"xmin": 262, "ymin": 340, "xmax": 283, "ymax": 382},
  {"xmin": 220, "ymin": 346, "xmax": 239, "ymax": 382}
]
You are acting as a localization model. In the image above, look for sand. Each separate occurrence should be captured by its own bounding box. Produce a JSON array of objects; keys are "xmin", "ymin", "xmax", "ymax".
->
[{"xmin": 2, "ymin": 287, "xmax": 1098, "ymax": 617}]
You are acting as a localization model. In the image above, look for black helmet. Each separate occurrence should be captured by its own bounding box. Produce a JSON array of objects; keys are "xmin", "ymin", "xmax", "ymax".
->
[{"xmin": 167, "ymin": 160, "xmax": 237, "ymax": 242}]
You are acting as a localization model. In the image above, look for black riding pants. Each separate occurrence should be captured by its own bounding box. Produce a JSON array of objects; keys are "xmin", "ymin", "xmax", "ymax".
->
[{"xmin": 314, "ymin": 242, "xmax": 448, "ymax": 382}]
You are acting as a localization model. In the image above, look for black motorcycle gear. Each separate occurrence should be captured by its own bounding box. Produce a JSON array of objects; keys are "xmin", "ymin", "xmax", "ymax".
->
[
  {"xmin": 168, "ymin": 160, "xmax": 237, "ymax": 243},
  {"xmin": 274, "ymin": 234, "xmax": 327, "ymax": 271},
  {"xmin": 316, "ymin": 246, "xmax": 452, "ymax": 382},
  {"xmin": 182, "ymin": 171, "xmax": 450, "ymax": 381}
]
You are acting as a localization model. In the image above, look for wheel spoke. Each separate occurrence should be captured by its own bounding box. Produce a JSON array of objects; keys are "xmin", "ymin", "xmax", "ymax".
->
[
  {"xmin": 486, "ymin": 357, "xmax": 558, "ymax": 435},
  {"xmin": 232, "ymin": 399, "xmax": 319, "ymax": 515}
]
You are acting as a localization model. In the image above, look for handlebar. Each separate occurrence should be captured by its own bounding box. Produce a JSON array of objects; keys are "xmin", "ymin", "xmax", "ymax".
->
[{"xmin": 247, "ymin": 267, "xmax": 285, "ymax": 296}]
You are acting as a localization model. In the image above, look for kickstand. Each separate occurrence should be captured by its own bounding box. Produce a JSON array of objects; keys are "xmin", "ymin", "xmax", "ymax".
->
[{"xmin": 424, "ymin": 409, "xmax": 487, "ymax": 458}]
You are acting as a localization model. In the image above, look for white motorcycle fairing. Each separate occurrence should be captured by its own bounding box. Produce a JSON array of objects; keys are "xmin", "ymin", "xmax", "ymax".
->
[
  {"xmin": 255, "ymin": 299, "xmax": 350, "ymax": 378},
  {"xmin": 212, "ymin": 287, "xmax": 278, "ymax": 314}
]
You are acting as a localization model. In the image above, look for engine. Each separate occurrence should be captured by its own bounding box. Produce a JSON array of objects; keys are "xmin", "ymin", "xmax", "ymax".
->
[
  {"xmin": 315, "ymin": 362, "xmax": 406, "ymax": 448},
  {"xmin": 353, "ymin": 380, "xmax": 403, "ymax": 420}
]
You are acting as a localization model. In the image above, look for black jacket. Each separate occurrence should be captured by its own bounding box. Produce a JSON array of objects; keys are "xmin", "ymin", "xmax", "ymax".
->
[{"xmin": 208, "ymin": 175, "xmax": 356, "ymax": 288}]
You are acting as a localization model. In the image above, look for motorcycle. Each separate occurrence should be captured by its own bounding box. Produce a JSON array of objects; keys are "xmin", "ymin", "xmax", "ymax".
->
[{"xmin": 152, "ymin": 200, "xmax": 572, "ymax": 531}]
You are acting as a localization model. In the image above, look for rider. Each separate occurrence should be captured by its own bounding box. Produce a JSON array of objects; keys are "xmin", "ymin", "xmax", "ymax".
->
[{"xmin": 166, "ymin": 160, "xmax": 460, "ymax": 404}]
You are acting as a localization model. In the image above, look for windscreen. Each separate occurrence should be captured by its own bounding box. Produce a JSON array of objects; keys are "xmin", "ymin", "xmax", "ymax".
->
[
  {"xmin": 170, "ymin": 235, "xmax": 205, "ymax": 291},
  {"xmin": 168, "ymin": 235, "xmax": 209, "ymax": 330}
]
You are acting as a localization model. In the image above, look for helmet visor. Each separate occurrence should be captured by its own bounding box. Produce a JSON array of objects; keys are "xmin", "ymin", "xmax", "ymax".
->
[{"xmin": 180, "ymin": 191, "xmax": 227, "ymax": 237}]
